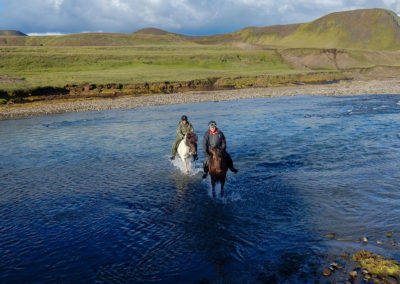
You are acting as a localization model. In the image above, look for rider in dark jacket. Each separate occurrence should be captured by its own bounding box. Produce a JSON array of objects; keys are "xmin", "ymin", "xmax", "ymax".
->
[{"xmin": 202, "ymin": 121, "xmax": 238, "ymax": 179}]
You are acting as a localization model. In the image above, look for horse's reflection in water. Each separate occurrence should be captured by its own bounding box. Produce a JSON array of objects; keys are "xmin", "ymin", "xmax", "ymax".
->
[
  {"xmin": 208, "ymin": 148, "xmax": 228, "ymax": 198},
  {"xmin": 173, "ymin": 175, "xmax": 192, "ymax": 201}
]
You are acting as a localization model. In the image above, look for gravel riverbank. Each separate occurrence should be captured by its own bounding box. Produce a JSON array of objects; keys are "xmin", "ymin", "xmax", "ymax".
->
[{"xmin": 1, "ymin": 79, "xmax": 400, "ymax": 120}]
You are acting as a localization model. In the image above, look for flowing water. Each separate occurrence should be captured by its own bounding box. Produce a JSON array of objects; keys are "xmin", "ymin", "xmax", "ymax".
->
[{"xmin": 1, "ymin": 95, "xmax": 400, "ymax": 283}]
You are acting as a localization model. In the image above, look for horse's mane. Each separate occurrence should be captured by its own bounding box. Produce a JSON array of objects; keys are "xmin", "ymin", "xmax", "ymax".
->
[
  {"xmin": 210, "ymin": 147, "xmax": 224, "ymax": 157},
  {"xmin": 186, "ymin": 132, "xmax": 198, "ymax": 144},
  {"xmin": 209, "ymin": 147, "xmax": 227, "ymax": 169}
]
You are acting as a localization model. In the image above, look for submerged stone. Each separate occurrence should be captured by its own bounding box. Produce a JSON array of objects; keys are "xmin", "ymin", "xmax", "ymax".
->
[
  {"xmin": 322, "ymin": 268, "xmax": 332, "ymax": 276},
  {"xmin": 325, "ymin": 233, "xmax": 336, "ymax": 239},
  {"xmin": 349, "ymin": 270, "xmax": 358, "ymax": 278}
]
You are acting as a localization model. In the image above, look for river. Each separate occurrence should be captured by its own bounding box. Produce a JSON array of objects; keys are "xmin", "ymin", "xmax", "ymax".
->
[{"xmin": 1, "ymin": 95, "xmax": 400, "ymax": 283}]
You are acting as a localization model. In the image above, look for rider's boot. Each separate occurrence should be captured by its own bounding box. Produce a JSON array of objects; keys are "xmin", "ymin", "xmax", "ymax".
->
[
  {"xmin": 202, "ymin": 160, "xmax": 208, "ymax": 179},
  {"xmin": 171, "ymin": 139, "xmax": 180, "ymax": 160},
  {"xmin": 195, "ymin": 144, "xmax": 198, "ymax": 160}
]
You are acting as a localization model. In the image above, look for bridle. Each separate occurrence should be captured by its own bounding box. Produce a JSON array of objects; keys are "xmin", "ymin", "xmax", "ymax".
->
[{"xmin": 210, "ymin": 150, "xmax": 222, "ymax": 172}]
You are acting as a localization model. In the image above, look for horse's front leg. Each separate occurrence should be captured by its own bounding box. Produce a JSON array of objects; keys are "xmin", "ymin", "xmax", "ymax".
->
[
  {"xmin": 182, "ymin": 157, "xmax": 189, "ymax": 174},
  {"xmin": 211, "ymin": 179, "xmax": 216, "ymax": 198},
  {"xmin": 220, "ymin": 178, "xmax": 225, "ymax": 197}
]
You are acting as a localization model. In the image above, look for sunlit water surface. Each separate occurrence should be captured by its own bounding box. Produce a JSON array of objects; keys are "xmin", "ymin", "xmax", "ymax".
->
[{"xmin": 1, "ymin": 95, "xmax": 400, "ymax": 283}]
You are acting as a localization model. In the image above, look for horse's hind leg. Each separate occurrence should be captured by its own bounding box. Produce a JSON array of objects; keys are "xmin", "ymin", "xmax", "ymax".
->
[{"xmin": 188, "ymin": 159, "xmax": 192, "ymax": 172}]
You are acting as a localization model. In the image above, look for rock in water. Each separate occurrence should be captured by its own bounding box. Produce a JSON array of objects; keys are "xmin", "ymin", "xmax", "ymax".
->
[
  {"xmin": 322, "ymin": 268, "xmax": 332, "ymax": 276},
  {"xmin": 349, "ymin": 271, "xmax": 358, "ymax": 278},
  {"xmin": 362, "ymin": 236, "xmax": 368, "ymax": 243}
]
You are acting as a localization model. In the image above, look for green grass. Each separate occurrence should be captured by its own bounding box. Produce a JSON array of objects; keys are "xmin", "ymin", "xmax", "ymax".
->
[
  {"xmin": 0, "ymin": 45, "xmax": 295, "ymax": 90},
  {"xmin": 1, "ymin": 43, "xmax": 400, "ymax": 97}
]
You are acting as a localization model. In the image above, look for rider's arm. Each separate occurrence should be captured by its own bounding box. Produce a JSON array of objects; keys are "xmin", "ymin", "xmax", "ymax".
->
[
  {"xmin": 176, "ymin": 124, "xmax": 184, "ymax": 139},
  {"xmin": 203, "ymin": 132, "xmax": 209, "ymax": 157},
  {"xmin": 220, "ymin": 132, "xmax": 226, "ymax": 151}
]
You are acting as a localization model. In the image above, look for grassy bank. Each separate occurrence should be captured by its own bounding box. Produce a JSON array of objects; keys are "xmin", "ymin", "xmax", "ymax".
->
[
  {"xmin": 1, "ymin": 44, "xmax": 400, "ymax": 104},
  {"xmin": 0, "ymin": 45, "xmax": 291, "ymax": 89}
]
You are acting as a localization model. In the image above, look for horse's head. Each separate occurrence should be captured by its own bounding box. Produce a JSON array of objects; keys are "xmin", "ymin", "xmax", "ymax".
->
[
  {"xmin": 209, "ymin": 147, "xmax": 224, "ymax": 172},
  {"xmin": 185, "ymin": 132, "xmax": 198, "ymax": 156}
]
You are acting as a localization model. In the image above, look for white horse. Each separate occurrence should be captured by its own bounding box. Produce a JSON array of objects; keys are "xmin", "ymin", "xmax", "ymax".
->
[{"xmin": 177, "ymin": 132, "xmax": 198, "ymax": 174}]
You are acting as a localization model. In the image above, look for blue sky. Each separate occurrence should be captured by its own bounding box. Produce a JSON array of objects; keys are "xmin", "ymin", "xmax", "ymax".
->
[{"xmin": 0, "ymin": 0, "xmax": 400, "ymax": 35}]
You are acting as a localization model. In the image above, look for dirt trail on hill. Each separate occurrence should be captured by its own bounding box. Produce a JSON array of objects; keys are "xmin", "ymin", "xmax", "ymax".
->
[{"xmin": 1, "ymin": 79, "xmax": 400, "ymax": 120}]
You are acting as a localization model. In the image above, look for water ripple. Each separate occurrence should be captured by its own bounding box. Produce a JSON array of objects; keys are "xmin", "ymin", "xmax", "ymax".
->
[{"xmin": 1, "ymin": 95, "xmax": 400, "ymax": 282}]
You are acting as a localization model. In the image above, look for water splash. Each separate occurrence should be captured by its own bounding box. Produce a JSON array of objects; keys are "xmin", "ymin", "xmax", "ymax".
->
[{"xmin": 169, "ymin": 156, "xmax": 203, "ymax": 176}]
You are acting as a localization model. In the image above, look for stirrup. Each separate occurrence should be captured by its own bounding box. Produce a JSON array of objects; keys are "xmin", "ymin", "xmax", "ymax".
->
[{"xmin": 202, "ymin": 172, "xmax": 208, "ymax": 179}]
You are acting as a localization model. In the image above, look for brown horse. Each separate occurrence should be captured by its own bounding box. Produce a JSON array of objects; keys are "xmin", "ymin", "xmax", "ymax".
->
[{"xmin": 208, "ymin": 148, "xmax": 228, "ymax": 197}]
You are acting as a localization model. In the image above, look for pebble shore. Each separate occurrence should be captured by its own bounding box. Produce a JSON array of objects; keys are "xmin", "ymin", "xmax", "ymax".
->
[{"xmin": 1, "ymin": 79, "xmax": 400, "ymax": 120}]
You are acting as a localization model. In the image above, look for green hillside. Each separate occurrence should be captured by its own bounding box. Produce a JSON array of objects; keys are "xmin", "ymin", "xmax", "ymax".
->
[
  {"xmin": 231, "ymin": 9, "xmax": 400, "ymax": 50},
  {"xmin": 1, "ymin": 9, "xmax": 399, "ymax": 50}
]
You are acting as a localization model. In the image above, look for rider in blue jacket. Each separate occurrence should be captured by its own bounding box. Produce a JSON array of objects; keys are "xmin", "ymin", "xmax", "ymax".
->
[{"xmin": 202, "ymin": 121, "xmax": 238, "ymax": 179}]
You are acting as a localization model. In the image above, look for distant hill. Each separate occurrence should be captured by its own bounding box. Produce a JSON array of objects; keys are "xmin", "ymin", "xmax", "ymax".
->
[
  {"xmin": 1, "ymin": 9, "xmax": 400, "ymax": 49},
  {"xmin": 133, "ymin": 27, "xmax": 172, "ymax": 35},
  {"xmin": 0, "ymin": 30, "xmax": 27, "ymax": 36},
  {"xmin": 227, "ymin": 8, "xmax": 400, "ymax": 50},
  {"xmin": 0, "ymin": 31, "xmax": 189, "ymax": 46}
]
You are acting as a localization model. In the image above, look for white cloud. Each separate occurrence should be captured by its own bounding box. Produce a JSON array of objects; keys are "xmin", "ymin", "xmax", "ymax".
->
[
  {"xmin": 278, "ymin": 4, "xmax": 294, "ymax": 13},
  {"xmin": 0, "ymin": 0, "xmax": 399, "ymax": 35},
  {"xmin": 27, "ymin": 32, "xmax": 66, "ymax": 36},
  {"xmin": 47, "ymin": 0, "xmax": 64, "ymax": 11}
]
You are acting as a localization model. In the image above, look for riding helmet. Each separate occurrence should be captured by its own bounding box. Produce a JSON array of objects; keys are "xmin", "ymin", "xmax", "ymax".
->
[
  {"xmin": 181, "ymin": 115, "xmax": 188, "ymax": 121},
  {"xmin": 208, "ymin": 121, "xmax": 217, "ymax": 127}
]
